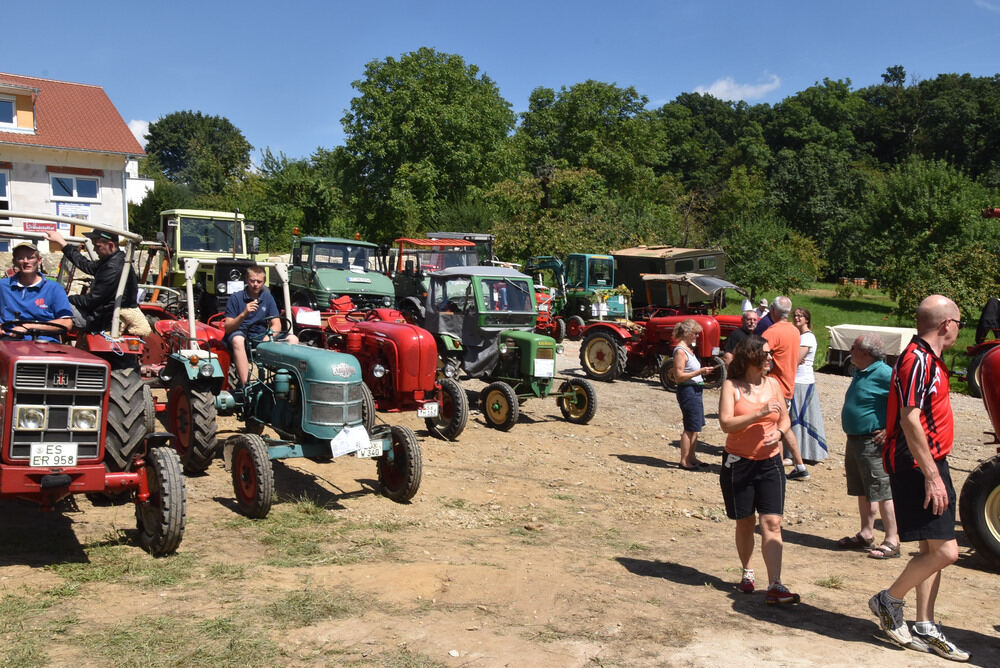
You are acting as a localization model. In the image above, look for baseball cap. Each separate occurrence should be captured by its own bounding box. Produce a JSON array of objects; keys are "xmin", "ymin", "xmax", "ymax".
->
[
  {"xmin": 12, "ymin": 241, "xmax": 38, "ymax": 252},
  {"xmin": 84, "ymin": 229, "xmax": 119, "ymax": 243},
  {"xmin": 758, "ymin": 298, "xmax": 768, "ymax": 307}
]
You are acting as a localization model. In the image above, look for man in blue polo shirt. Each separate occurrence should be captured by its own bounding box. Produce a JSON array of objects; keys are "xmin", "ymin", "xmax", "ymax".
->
[
  {"xmin": 0, "ymin": 241, "xmax": 73, "ymax": 341},
  {"xmin": 224, "ymin": 264, "xmax": 297, "ymax": 387}
]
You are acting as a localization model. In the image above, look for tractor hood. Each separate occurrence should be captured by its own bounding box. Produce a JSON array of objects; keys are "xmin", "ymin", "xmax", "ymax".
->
[
  {"xmin": 312, "ymin": 268, "xmax": 394, "ymax": 298},
  {"xmin": 255, "ymin": 341, "xmax": 363, "ymax": 384}
]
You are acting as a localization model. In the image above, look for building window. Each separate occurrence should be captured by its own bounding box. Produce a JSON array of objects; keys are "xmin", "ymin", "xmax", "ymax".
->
[
  {"xmin": 698, "ymin": 256, "xmax": 717, "ymax": 270},
  {"xmin": 0, "ymin": 169, "xmax": 9, "ymax": 211},
  {"xmin": 51, "ymin": 174, "xmax": 100, "ymax": 202},
  {"xmin": 0, "ymin": 96, "xmax": 14, "ymax": 129}
]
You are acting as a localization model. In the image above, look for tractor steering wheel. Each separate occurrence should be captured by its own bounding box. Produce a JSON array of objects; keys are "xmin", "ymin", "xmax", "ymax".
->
[
  {"xmin": 346, "ymin": 309, "xmax": 379, "ymax": 323},
  {"xmin": 0, "ymin": 319, "xmax": 71, "ymax": 342}
]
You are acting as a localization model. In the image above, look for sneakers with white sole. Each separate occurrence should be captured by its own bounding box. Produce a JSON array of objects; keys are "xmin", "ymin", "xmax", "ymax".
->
[
  {"xmin": 911, "ymin": 623, "xmax": 970, "ymax": 662},
  {"xmin": 868, "ymin": 590, "xmax": 913, "ymax": 647}
]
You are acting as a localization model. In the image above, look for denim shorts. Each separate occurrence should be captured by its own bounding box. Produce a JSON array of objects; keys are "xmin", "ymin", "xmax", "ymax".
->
[{"xmin": 676, "ymin": 383, "xmax": 705, "ymax": 432}]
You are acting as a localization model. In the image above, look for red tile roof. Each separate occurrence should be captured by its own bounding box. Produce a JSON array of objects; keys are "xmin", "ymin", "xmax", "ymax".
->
[{"xmin": 0, "ymin": 72, "xmax": 144, "ymax": 156}]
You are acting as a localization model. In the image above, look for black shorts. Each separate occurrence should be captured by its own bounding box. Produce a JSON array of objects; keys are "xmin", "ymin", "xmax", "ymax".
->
[
  {"xmin": 889, "ymin": 453, "xmax": 956, "ymax": 542},
  {"xmin": 720, "ymin": 452, "xmax": 786, "ymax": 520},
  {"xmin": 676, "ymin": 384, "xmax": 705, "ymax": 432}
]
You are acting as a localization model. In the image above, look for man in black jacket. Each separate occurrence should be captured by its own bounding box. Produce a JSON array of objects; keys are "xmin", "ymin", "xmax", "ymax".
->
[{"xmin": 45, "ymin": 229, "xmax": 137, "ymax": 332}]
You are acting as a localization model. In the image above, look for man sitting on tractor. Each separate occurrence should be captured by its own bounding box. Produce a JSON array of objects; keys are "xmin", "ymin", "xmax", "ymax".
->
[
  {"xmin": 0, "ymin": 241, "xmax": 73, "ymax": 340},
  {"xmin": 224, "ymin": 264, "xmax": 298, "ymax": 388},
  {"xmin": 46, "ymin": 229, "xmax": 138, "ymax": 332}
]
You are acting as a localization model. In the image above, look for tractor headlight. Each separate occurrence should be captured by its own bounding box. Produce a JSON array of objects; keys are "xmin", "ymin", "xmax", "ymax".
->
[
  {"xmin": 498, "ymin": 342, "xmax": 509, "ymax": 354},
  {"xmin": 372, "ymin": 364, "xmax": 387, "ymax": 378},
  {"xmin": 556, "ymin": 344, "xmax": 565, "ymax": 355},
  {"xmin": 16, "ymin": 405, "xmax": 47, "ymax": 430},
  {"xmin": 216, "ymin": 282, "xmax": 227, "ymax": 295},
  {"xmin": 443, "ymin": 365, "xmax": 455, "ymax": 378},
  {"xmin": 382, "ymin": 296, "xmax": 392, "ymax": 306},
  {"xmin": 70, "ymin": 407, "xmax": 99, "ymax": 431},
  {"xmin": 199, "ymin": 362, "xmax": 214, "ymax": 378}
]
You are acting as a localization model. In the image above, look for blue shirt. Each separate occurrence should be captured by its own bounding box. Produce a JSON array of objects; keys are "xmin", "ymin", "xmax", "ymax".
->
[
  {"xmin": 841, "ymin": 359, "xmax": 892, "ymax": 435},
  {"xmin": 753, "ymin": 313, "xmax": 774, "ymax": 335},
  {"xmin": 0, "ymin": 274, "xmax": 73, "ymax": 342},
  {"xmin": 225, "ymin": 288, "xmax": 279, "ymax": 340}
]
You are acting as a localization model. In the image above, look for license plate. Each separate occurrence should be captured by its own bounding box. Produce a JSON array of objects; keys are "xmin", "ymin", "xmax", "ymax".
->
[
  {"xmin": 30, "ymin": 443, "xmax": 77, "ymax": 467},
  {"xmin": 417, "ymin": 402, "xmax": 439, "ymax": 418},
  {"xmin": 355, "ymin": 440, "xmax": 383, "ymax": 458},
  {"xmin": 330, "ymin": 425, "xmax": 370, "ymax": 457},
  {"xmin": 534, "ymin": 359, "xmax": 555, "ymax": 378}
]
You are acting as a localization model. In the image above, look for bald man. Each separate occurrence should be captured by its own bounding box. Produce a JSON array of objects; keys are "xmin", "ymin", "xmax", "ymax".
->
[{"xmin": 868, "ymin": 295, "xmax": 969, "ymax": 661}]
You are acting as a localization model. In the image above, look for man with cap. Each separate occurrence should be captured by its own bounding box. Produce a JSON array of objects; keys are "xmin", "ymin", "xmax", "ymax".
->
[
  {"xmin": 0, "ymin": 241, "xmax": 73, "ymax": 340},
  {"xmin": 45, "ymin": 229, "xmax": 137, "ymax": 332}
]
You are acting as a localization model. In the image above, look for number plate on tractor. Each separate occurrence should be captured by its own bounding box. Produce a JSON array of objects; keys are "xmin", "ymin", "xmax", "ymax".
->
[
  {"xmin": 534, "ymin": 359, "xmax": 555, "ymax": 378},
  {"xmin": 355, "ymin": 440, "xmax": 383, "ymax": 458},
  {"xmin": 417, "ymin": 402, "xmax": 439, "ymax": 418},
  {"xmin": 30, "ymin": 443, "xmax": 77, "ymax": 467},
  {"xmin": 331, "ymin": 425, "xmax": 370, "ymax": 457}
]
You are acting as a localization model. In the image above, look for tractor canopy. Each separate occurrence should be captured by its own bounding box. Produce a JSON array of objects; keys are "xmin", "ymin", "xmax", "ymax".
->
[{"xmin": 642, "ymin": 273, "xmax": 746, "ymax": 311}]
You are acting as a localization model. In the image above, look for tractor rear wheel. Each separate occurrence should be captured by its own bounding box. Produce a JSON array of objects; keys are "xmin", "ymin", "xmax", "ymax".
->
[
  {"xmin": 558, "ymin": 379, "xmax": 598, "ymax": 424},
  {"xmin": 167, "ymin": 379, "xmax": 218, "ymax": 474},
  {"xmin": 659, "ymin": 357, "xmax": 678, "ymax": 393},
  {"xmin": 134, "ymin": 447, "xmax": 186, "ymax": 556},
  {"xmin": 426, "ymin": 378, "xmax": 469, "ymax": 440},
  {"xmin": 378, "ymin": 425, "xmax": 422, "ymax": 502},
  {"xmin": 231, "ymin": 434, "xmax": 274, "ymax": 519},
  {"xmin": 480, "ymin": 381, "xmax": 519, "ymax": 431},
  {"xmin": 566, "ymin": 315, "xmax": 585, "ymax": 341},
  {"xmin": 967, "ymin": 352, "xmax": 986, "ymax": 399},
  {"xmin": 107, "ymin": 368, "xmax": 153, "ymax": 471},
  {"xmin": 580, "ymin": 331, "xmax": 626, "ymax": 382},
  {"xmin": 959, "ymin": 455, "xmax": 1000, "ymax": 571},
  {"xmin": 701, "ymin": 355, "xmax": 728, "ymax": 390}
]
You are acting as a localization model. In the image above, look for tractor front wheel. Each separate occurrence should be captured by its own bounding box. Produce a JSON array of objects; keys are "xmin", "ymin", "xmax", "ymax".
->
[
  {"xmin": 659, "ymin": 357, "xmax": 678, "ymax": 392},
  {"xmin": 167, "ymin": 379, "xmax": 219, "ymax": 474},
  {"xmin": 959, "ymin": 455, "xmax": 1000, "ymax": 571},
  {"xmin": 361, "ymin": 383, "xmax": 376, "ymax": 433},
  {"xmin": 701, "ymin": 355, "xmax": 728, "ymax": 390},
  {"xmin": 580, "ymin": 331, "xmax": 626, "ymax": 382},
  {"xmin": 553, "ymin": 318, "xmax": 567, "ymax": 343},
  {"xmin": 558, "ymin": 379, "xmax": 598, "ymax": 424},
  {"xmin": 967, "ymin": 352, "xmax": 986, "ymax": 399},
  {"xmin": 426, "ymin": 378, "xmax": 469, "ymax": 440},
  {"xmin": 378, "ymin": 425, "xmax": 423, "ymax": 502},
  {"xmin": 231, "ymin": 434, "xmax": 274, "ymax": 519},
  {"xmin": 480, "ymin": 381, "xmax": 519, "ymax": 431},
  {"xmin": 566, "ymin": 316, "xmax": 585, "ymax": 341},
  {"xmin": 134, "ymin": 447, "xmax": 186, "ymax": 557}
]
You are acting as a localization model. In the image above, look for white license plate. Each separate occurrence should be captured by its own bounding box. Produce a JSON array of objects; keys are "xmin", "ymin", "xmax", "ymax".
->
[
  {"xmin": 30, "ymin": 443, "xmax": 77, "ymax": 467},
  {"xmin": 330, "ymin": 425, "xmax": 370, "ymax": 457},
  {"xmin": 534, "ymin": 358, "xmax": 555, "ymax": 378},
  {"xmin": 355, "ymin": 440, "xmax": 383, "ymax": 458},
  {"xmin": 417, "ymin": 402, "xmax": 439, "ymax": 418}
]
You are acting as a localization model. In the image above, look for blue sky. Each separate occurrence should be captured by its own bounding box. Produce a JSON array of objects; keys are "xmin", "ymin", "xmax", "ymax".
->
[{"xmin": 4, "ymin": 1, "xmax": 1000, "ymax": 162}]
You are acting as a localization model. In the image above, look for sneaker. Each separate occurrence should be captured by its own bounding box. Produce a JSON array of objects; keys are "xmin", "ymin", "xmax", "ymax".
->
[
  {"xmin": 786, "ymin": 467, "xmax": 810, "ymax": 481},
  {"xmin": 765, "ymin": 582, "xmax": 800, "ymax": 604},
  {"xmin": 911, "ymin": 624, "xmax": 971, "ymax": 662},
  {"xmin": 737, "ymin": 568, "xmax": 755, "ymax": 594},
  {"xmin": 868, "ymin": 590, "xmax": 913, "ymax": 647},
  {"xmin": 782, "ymin": 458, "xmax": 793, "ymax": 466}
]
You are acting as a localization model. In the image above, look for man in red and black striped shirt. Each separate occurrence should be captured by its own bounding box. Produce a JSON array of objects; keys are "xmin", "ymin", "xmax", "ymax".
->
[{"xmin": 868, "ymin": 295, "xmax": 970, "ymax": 660}]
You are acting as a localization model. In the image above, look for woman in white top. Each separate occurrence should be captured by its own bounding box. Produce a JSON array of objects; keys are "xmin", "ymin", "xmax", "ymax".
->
[
  {"xmin": 672, "ymin": 319, "xmax": 714, "ymax": 470},
  {"xmin": 789, "ymin": 308, "xmax": 828, "ymax": 462}
]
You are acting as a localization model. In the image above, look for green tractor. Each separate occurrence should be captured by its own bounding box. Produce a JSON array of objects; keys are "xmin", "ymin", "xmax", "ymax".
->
[
  {"xmin": 524, "ymin": 254, "xmax": 629, "ymax": 341},
  {"xmin": 288, "ymin": 235, "xmax": 394, "ymax": 310},
  {"xmin": 423, "ymin": 266, "xmax": 597, "ymax": 431}
]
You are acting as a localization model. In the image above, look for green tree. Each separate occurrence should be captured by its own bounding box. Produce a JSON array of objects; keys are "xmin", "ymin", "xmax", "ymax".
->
[
  {"xmin": 145, "ymin": 110, "xmax": 253, "ymax": 195},
  {"xmin": 342, "ymin": 47, "xmax": 516, "ymax": 241}
]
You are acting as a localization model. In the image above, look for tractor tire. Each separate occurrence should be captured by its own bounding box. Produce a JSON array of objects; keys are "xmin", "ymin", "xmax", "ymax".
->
[
  {"xmin": 967, "ymin": 352, "xmax": 986, "ymax": 399},
  {"xmin": 231, "ymin": 434, "xmax": 274, "ymax": 519},
  {"xmin": 580, "ymin": 331, "xmax": 627, "ymax": 382},
  {"xmin": 167, "ymin": 379, "xmax": 219, "ymax": 475},
  {"xmin": 553, "ymin": 318, "xmax": 567, "ymax": 344},
  {"xmin": 959, "ymin": 455, "xmax": 1000, "ymax": 571},
  {"xmin": 701, "ymin": 355, "xmax": 728, "ymax": 390},
  {"xmin": 426, "ymin": 378, "xmax": 469, "ymax": 440},
  {"xmin": 558, "ymin": 378, "xmax": 598, "ymax": 425},
  {"xmin": 659, "ymin": 357, "xmax": 678, "ymax": 393},
  {"xmin": 378, "ymin": 425, "xmax": 423, "ymax": 503},
  {"xmin": 361, "ymin": 383, "xmax": 376, "ymax": 433},
  {"xmin": 480, "ymin": 381, "xmax": 520, "ymax": 431},
  {"xmin": 134, "ymin": 446, "xmax": 186, "ymax": 557},
  {"xmin": 399, "ymin": 301, "xmax": 424, "ymax": 327},
  {"xmin": 566, "ymin": 315, "xmax": 586, "ymax": 341},
  {"xmin": 106, "ymin": 368, "xmax": 153, "ymax": 471}
]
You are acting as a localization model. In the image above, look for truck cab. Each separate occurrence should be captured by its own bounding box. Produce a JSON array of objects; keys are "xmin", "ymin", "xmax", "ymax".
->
[{"xmin": 289, "ymin": 236, "xmax": 394, "ymax": 310}]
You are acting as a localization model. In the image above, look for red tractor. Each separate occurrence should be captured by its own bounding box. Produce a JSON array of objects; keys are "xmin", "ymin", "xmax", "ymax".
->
[
  {"xmin": 579, "ymin": 273, "xmax": 743, "ymax": 388},
  {"xmin": 294, "ymin": 297, "xmax": 469, "ymax": 440},
  {"xmin": 961, "ymin": 343, "xmax": 1000, "ymax": 570}
]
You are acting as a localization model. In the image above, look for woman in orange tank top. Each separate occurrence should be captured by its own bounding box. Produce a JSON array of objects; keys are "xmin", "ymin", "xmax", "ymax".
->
[{"xmin": 718, "ymin": 335, "xmax": 800, "ymax": 605}]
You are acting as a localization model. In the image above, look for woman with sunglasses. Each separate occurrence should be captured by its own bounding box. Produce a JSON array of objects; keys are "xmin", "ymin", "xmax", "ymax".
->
[{"xmin": 718, "ymin": 335, "xmax": 800, "ymax": 604}]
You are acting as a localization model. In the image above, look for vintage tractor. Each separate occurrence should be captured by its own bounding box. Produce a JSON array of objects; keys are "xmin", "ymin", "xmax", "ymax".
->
[
  {"xmin": 578, "ymin": 274, "xmax": 741, "ymax": 388},
  {"xmin": 288, "ymin": 234, "xmax": 394, "ymax": 311},
  {"xmin": 960, "ymin": 343, "xmax": 1000, "ymax": 570},
  {"xmin": 423, "ymin": 266, "xmax": 597, "ymax": 432},
  {"xmin": 386, "ymin": 237, "xmax": 479, "ymax": 326},
  {"xmin": 215, "ymin": 337, "xmax": 423, "ymax": 518},
  {"xmin": 524, "ymin": 254, "xmax": 629, "ymax": 341},
  {"xmin": 0, "ymin": 212, "xmax": 186, "ymax": 555},
  {"xmin": 293, "ymin": 297, "xmax": 469, "ymax": 440}
]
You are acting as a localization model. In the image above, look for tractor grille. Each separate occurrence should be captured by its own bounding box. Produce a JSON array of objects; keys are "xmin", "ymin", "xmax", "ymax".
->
[
  {"xmin": 536, "ymin": 348, "xmax": 555, "ymax": 360},
  {"xmin": 8, "ymin": 362, "xmax": 107, "ymax": 461},
  {"xmin": 307, "ymin": 381, "xmax": 364, "ymax": 426}
]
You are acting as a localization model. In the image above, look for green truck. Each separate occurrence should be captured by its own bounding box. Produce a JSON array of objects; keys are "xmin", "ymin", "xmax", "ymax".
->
[{"xmin": 288, "ymin": 236, "xmax": 394, "ymax": 310}]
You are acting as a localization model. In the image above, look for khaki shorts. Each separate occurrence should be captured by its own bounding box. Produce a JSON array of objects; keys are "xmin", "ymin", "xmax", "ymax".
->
[{"xmin": 844, "ymin": 434, "xmax": 892, "ymax": 502}]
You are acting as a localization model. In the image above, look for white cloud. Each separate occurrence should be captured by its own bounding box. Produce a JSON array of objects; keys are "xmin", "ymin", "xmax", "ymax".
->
[
  {"xmin": 128, "ymin": 119, "xmax": 149, "ymax": 148},
  {"xmin": 694, "ymin": 73, "xmax": 781, "ymax": 101},
  {"xmin": 974, "ymin": 1, "xmax": 1000, "ymax": 13}
]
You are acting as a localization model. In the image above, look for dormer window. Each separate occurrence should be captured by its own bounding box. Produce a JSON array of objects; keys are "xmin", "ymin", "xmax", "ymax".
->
[{"xmin": 0, "ymin": 95, "xmax": 15, "ymax": 129}]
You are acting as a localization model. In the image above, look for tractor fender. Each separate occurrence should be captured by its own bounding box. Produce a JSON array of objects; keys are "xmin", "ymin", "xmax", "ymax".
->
[
  {"xmin": 580, "ymin": 321, "xmax": 630, "ymax": 343},
  {"xmin": 164, "ymin": 351, "xmax": 225, "ymax": 388},
  {"xmin": 399, "ymin": 296, "xmax": 425, "ymax": 318}
]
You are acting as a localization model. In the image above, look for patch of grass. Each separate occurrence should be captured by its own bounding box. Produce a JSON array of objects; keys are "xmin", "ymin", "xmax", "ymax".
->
[
  {"xmin": 207, "ymin": 563, "xmax": 247, "ymax": 581},
  {"xmin": 263, "ymin": 587, "xmax": 368, "ymax": 629},
  {"xmin": 815, "ymin": 575, "xmax": 846, "ymax": 590},
  {"xmin": 1, "ymin": 633, "xmax": 48, "ymax": 667},
  {"xmin": 439, "ymin": 497, "xmax": 468, "ymax": 509},
  {"xmin": 625, "ymin": 542, "xmax": 650, "ymax": 552},
  {"xmin": 550, "ymin": 493, "xmax": 576, "ymax": 501},
  {"xmin": 47, "ymin": 544, "xmax": 197, "ymax": 587},
  {"xmin": 78, "ymin": 614, "xmax": 282, "ymax": 667},
  {"xmin": 351, "ymin": 648, "xmax": 445, "ymax": 668}
]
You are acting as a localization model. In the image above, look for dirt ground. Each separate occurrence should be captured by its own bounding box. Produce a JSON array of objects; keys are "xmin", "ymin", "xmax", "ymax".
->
[{"xmin": 1, "ymin": 339, "xmax": 998, "ymax": 667}]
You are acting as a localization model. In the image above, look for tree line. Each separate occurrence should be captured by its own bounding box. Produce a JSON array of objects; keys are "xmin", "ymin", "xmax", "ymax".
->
[{"xmin": 131, "ymin": 49, "xmax": 1000, "ymax": 319}]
